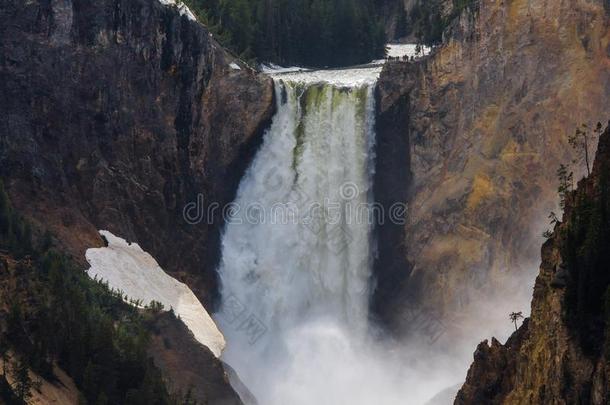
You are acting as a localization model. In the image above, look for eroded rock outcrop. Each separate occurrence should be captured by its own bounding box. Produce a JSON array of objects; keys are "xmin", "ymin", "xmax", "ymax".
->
[
  {"xmin": 455, "ymin": 123, "xmax": 610, "ymax": 404},
  {"xmin": 0, "ymin": 0, "xmax": 275, "ymax": 308},
  {"xmin": 148, "ymin": 312, "xmax": 244, "ymax": 405},
  {"xmin": 375, "ymin": 0, "xmax": 610, "ymax": 335}
]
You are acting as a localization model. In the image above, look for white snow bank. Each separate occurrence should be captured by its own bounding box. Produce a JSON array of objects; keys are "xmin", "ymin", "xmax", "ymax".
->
[
  {"xmin": 86, "ymin": 230, "xmax": 225, "ymax": 357},
  {"xmin": 229, "ymin": 62, "xmax": 241, "ymax": 70},
  {"xmin": 157, "ymin": 0, "xmax": 197, "ymax": 21},
  {"xmin": 385, "ymin": 43, "xmax": 431, "ymax": 59},
  {"xmin": 368, "ymin": 43, "xmax": 432, "ymax": 64}
]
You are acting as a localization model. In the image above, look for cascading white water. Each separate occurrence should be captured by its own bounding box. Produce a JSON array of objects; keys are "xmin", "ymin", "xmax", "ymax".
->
[
  {"xmin": 215, "ymin": 67, "xmax": 472, "ymax": 405},
  {"xmin": 215, "ymin": 67, "xmax": 386, "ymax": 402}
]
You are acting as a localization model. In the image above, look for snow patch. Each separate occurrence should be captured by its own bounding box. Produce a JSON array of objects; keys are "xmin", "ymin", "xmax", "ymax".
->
[
  {"xmin": 157, "ymin": 0, "xmax": 197, "ymax": 21},
  {"xmin": 86, "ymin": 230, "xmax": 225, "ymax": 357},
  {"xmin": 385, "ymin": 43, "xmax": 431, "ymax": 59},
  {"xmin": 229, "ymin": 62, "xmax": 241, "ymax": 70}
]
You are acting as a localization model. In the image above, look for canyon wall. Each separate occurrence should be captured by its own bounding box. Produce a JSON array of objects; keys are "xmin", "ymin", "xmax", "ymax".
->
[
  {"xmin": 0, "ymin": 0, "xmax": 275, "ymax": 307},
  {"xmin": 375, "ymin": 0, "xmax": 610, "ymax": 335},
  {"xmin": 456, "ymin": 122, "xmax": 610, "ymax": 404}
]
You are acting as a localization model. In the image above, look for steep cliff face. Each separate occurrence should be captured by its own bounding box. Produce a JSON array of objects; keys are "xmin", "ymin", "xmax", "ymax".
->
[
  {"xmin": 456, "ymin": 123, "xmax": 610, "ymax": 404},
  {"xmin": 375, "ymin": 0, "xmax": 610, "ymax": 333},
  {"xmin": 373, "ymin": 62, "xmax": 417, "ymax": 317},
  {"xmin": 148, "ymin": 312, "xmax": 244, "ymax": 405},
  {"xmin": 0, "ymin": 0, "xmax": 275, "ymax": 307}
]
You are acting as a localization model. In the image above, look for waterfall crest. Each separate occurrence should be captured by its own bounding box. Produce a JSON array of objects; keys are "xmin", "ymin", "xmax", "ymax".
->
[
  {"xmin": 216, "ymin": 70, "xmax": 382, "ymax": 403},
  {"xmin": 215, "ymin": 66, "xmax": 469, "ymax": 405}
]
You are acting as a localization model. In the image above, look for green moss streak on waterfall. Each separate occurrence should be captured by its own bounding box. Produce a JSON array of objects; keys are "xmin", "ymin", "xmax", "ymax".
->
[
  {"xmin": 354, "ymin": 87, "xmax": 369, "ymax": 158},
  {"xmin": 286, "ymin": 82, "xmax": 372, "ymax": 198},
  {"xmin": 292, "ymin": 84, "xmax": 330, "ymax": 176},
  {"xmin": 354, "ymin": 87, "xmax": 368, "ymax": 122},
  {"xmin": 292, "ymin": 82, "xmax": 308, "ymax": 176}
]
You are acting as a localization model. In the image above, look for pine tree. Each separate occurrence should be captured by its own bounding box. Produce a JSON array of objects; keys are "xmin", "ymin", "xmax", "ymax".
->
[
  {"xmin": 395, "ymin": 8, "xmax": 408, "ymax": 39},
  {"xmin": 557, "ymin": 164, "xmax": 574, "ymax": 210},
  {"xmin": 0, "ymin": 180, "xmax": 10, "ymax": 236},
  {"xmin": 183, "ymin": 387, "xmax": 196, "ymax": 405},
  {"xmin": 83, "ymin": 361, "xmax": 98, "ymax": 401},
  {"xmin": 569, "ymin": 123, "xmax": 601, "ymax": 177},
  {"xmin": 7, "ymin": 300, "xmax": 25, "ymax": 345},
  {"xmin": 0, "ymin": 336, "xmax": 8, "ymax": 377},
  {"xmin": 95, "ymin": 391, "xmax": 109, "ymax": 405},
  {"xmin": 11, "ymin": 358, "xmax": 32, "ymax": 402},
  {"xmin": 509, "ymin": 311, "xmax": 524, "ymax": 331}
]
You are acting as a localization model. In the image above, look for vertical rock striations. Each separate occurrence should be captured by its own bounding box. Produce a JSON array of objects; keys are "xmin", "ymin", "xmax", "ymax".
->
[
  {"xmin": 372, "ymin": 61, "xmax": 418, "ymax": 321},
  {"xmin": 375, "ymin": 0, "xmax": 610, "ymax": 334},
  {"xmin": 0, "ymin": 0, "xmax": 275, "ymax": 306}
]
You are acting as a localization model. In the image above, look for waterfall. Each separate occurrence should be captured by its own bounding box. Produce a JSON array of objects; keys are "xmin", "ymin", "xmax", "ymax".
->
[
  {"xmin": 215, "ymin": 68, "xmax": 457, "ymax": 405},
  {"xmin": 215, "ymin": 68, "xmax": 382, "ymax": 401}
]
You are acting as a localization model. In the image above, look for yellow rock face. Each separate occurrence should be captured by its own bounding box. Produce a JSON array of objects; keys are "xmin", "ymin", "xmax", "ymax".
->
[
  {"xmin": 467, "ymin": 174, "xmax": 494, "ymax": 210},
  {"xmin": 378, "ymin": 0, "xmax": 610, "ymax": 334}
]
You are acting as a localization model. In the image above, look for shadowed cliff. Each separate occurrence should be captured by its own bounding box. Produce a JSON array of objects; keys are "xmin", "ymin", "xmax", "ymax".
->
[{"xmin": 0, "ymin": 0, "xmax": 275, "ymax": 309}]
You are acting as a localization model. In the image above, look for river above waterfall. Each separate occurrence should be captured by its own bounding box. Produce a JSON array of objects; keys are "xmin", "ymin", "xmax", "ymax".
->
[{"xmin": 268, "ymin": 65, "xmax": 382, "ymax": 86}]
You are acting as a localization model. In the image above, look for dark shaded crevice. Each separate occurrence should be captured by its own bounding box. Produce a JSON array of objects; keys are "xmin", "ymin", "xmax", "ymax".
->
[{"xmin": 371, "ymin": 88, "xmax": 413, "ymax": 326}]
